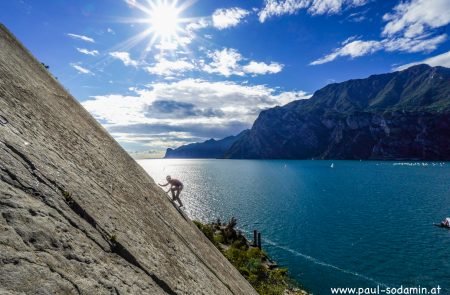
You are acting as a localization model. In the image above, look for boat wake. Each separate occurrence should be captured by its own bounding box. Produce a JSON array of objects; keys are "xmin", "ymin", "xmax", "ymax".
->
[
  {"xmin": 243, "ymin": 230, "xmax": 387, "ymax": 287},
  {"xmin": 393, "ymin": 162, "xmax": 445, "ymax": 167}
]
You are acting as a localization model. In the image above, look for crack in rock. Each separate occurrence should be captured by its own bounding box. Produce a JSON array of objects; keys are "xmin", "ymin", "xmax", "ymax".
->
[{"xmin": 0, "ymin": 114, "xmax": 8, "ymax": 125}]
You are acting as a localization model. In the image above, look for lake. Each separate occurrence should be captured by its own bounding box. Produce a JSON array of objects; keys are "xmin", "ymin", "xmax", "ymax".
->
[{"xmin": 138, "ymin": 159, "xmax": 450, "ymax": 294}]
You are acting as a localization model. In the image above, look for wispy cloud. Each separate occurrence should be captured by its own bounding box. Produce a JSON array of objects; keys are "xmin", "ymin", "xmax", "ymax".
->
[
  {"xmin": 394, "ymin": 50, "xmax": 450, "ymax": 71},
  {"xmin": 76, "ymin": 48, "xmax": 99, "ymax": 56},
  {"xmin": 310, "ymin": 35, "xmax": 447, "ymax": 65},
  {"xmin": 258, "ymin": 0, "xmax": 368, "ymax": 22},
  {"xmin": 70, "ymin": 63, "xmax": 93, "ymax": 75},
  {"xmin": 310, "ymin": 40, "xmax": 383, "ymax": 65},
  {"xmin": 67, "ymin": 33, "xmax": 95, "ymax": 43},
  {"xmin": 259, "ymin": 0, "xmax": 308, "ymax": 22},
  {"xmin": 309, "ymin": 0, "xmax": 368, "ymax": 15},
  {"xmin": 383, "ymin": 34, "xmax": 447, "ymax": 53},
  {"xmin": 345, "ymin": 8, "xmax": 370, "ymax": 22},
  {"xmin": 109, "ymin": 51, "xmax": 139, "ymax": 67},
  {"xmin": 212, "ymin": 7, "xmax": 250, "ymax": 29},
  {"xmin": 186, "ymin": 18, "xmax": 209, "ymax": 31}
]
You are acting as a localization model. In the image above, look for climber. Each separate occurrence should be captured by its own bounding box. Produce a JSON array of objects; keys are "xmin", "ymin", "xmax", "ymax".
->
[{"xmin": 159, "ymin": 175, "xmax": 184, "ymax": 207}]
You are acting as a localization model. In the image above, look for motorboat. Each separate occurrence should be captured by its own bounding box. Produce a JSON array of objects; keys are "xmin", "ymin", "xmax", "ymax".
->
[{"xmin": 434, "ymin": 217, "xmax": 450, "ymax": 229}]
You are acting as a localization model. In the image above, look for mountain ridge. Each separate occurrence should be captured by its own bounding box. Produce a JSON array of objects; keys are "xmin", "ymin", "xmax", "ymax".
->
[{"xmin": 225, "ymin": 64, "xmax": 450, "ymax": 160}]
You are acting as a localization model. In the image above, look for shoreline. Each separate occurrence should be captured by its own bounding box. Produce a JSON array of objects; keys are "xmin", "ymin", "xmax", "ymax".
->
[
  {"xmin": 136, "ymin": 157, "xmax": 450, "ymax": 163},
  {"xmin": 193, "ymin": 218, "xmax": 309, "ymax": 295}
]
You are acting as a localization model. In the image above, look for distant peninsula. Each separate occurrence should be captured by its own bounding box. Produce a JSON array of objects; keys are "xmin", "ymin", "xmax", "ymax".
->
[{"xmin": 164, "ymin": 130, "xmax": 249, "ymax": 158}]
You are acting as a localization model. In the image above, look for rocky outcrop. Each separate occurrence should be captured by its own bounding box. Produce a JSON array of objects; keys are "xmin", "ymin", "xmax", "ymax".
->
[
  {"xmin": 226, "ymin": 65, "xmax": 450, "ymax": 160},
  {"xmin": 0, "ymin": 24, "xmax": 257, "ymax": 294},
  {"xmin": 165, "ymin": 130, "xmax": 249, "ymax": 159}
]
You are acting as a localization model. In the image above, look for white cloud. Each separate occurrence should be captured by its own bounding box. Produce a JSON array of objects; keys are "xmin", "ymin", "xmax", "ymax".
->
[
  {"xmin": 382, "ymin": 0, "xmax": 450, "ymax": 38},
  {"xmin": 155, "ymin": 36, "xmax": 193, "ymax": 51},
  {"xmin": 186, "ymin": 18, "xmax": 210, "ymax": 31},
  {"xmin": 67, "ymin": 33, "xmax": 95, "ymax": 43},
  {"xmin": 203, "ymin": 48, "xmax": 244, "ymax": 77},
  {"xmin": 203, "ymin": 48, "xmax": 284, "ymax": 77},
  {"xmin": 70, "ymin": 63, "xmax": 93, "ymax": 75},
  {"xmin": 82, "ymin": 79, "xmax": 309, "ymax": 151},
  {"xmin": 308, "ymin": 0, "xmax": 368, "ymax": 15},
  {"xmin": 275, "ymin": 90, "xmax": 311, "ymax": 105},
  {"xmin": 212, "ymin": 7, "xmax": 250, "ymax": 29},
  {"xmin": 259, "ymin": 0, "xmax": 309, "ymax": 22},
  {"xmin": 107, "ymin": 28, "xmax": 115, "ymax": 34},
  {"xmin": 311, "ymin": 34, "xmax": 448, "ymax": 65},
  {"xmin": 243, "ymin": 61, "xmax": 284, "ymax": 75},
  {"xmin": 76, "ymin": 48, "xmax": 99, "ymax": 56},
  {"xmin": 83, "ymin": 79, "xmax": 309, "ymax": 126},
  {"xmin": 394, "ymin": 50, "xmax": 450, "ymax": 71},
  {"xmin": 258, "ymin": 0, "xmax": 368, "ymax": 22},
  {"xmin": 145, "ymin": 58, "xmax": 195, "ymax": 76},
  {"xmin": 383, "ymin": 34, "xmax": 447, "ymax": 53},
  {"xmin": 342, "ymin": 35, "xmax": 360, "ymax": 45},
  {"xmin": 346, "ymin": 9, "xmax": 369, "ymax": 22},
  {"xmin": 310, "ymin": 0, "xmax": 449, "ymax": 65},
  {"xmin": 109, "ymin": 51, "xmax": 139, "ymax": 67},
  {"xmin": 310, "ymin": 40, "xmax": 382, "ymax": 65}
]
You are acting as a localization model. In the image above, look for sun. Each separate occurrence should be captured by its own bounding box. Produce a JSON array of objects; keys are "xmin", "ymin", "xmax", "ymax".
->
[
  {"xmin": 148, "ymin": 1, "xmax": 181, "ymax": 41},
  {"xmin": 117, "ymin": 0, "xmax": 198, "ymax": 55}
]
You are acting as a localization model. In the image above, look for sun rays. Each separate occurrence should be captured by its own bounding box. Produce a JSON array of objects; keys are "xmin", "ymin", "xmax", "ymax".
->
[
  {"xmin": 148, "ymin": 1, "xmax": 181, "ymax": 40},
  {"xmin": 119, "ymin": 0, "xmax": 198, "ymax": 56}
]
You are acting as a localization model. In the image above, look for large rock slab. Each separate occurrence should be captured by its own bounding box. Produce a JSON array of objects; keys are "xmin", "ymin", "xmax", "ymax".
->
[{"xmin": 0, "ymin": 24, "xmax": 256, "ymax": 295}]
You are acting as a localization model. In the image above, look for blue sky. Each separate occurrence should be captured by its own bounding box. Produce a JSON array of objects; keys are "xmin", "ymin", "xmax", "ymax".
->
[{"xmin": 1, "ymin": 0, "xmax": 449, "ymax": 157}]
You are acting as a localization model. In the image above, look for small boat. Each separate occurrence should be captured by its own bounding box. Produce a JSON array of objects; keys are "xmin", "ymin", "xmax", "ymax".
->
[
  {"xmin": 330, "ymin": 163, "xmax": 334, "ymax": 168},
  {"xmin": 434, "ymin": 217, "xmax": 450, "ymax": 229}
]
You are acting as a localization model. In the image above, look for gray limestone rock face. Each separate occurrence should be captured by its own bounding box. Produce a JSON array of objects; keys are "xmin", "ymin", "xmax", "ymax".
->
[
  {"xmin": 226, "ymin": 64, "xmax": 450, "ymax": 160},
  {"xmin": 0, "ymin": 24, "xmax": 256, "ymax": 295}
]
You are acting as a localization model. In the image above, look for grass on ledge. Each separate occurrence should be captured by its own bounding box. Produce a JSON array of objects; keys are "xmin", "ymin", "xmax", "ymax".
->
[{"xmin": 193, "ymin": 218, "xmax": 307, "ymax": 295}]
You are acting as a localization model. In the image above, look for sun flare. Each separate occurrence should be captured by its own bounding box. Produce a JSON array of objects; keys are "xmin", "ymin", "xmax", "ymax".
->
[
  {"xmin": 148, "ymin": 1, "xmax": 181, "ymax": 41},
  {"xmin": 118, "ymin": 0, "xmax": 198, "ymax": 55}
]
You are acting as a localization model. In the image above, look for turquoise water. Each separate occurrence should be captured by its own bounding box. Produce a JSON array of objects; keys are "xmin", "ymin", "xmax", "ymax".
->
[{"xmin": 138, "ymin": 159, "xmax": 450, "ymax": 294}]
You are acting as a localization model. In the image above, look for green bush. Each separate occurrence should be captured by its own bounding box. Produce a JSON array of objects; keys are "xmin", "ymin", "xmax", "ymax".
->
[
  {"xmin": 269, "ymin": 268, "xmax": 288, "ymax": 281},
  {"xmin": 248, "ymin": 273, "xmax": 259, "ymax": 285},
  {"xmin": 246, "ymin": 258, "xmax": 264, "ymax": 275},
  {"xmin": 224, "ymin": 247, "xmax": 246, "ymax": 267},
  {"xmin": 193, "ymin": 221, "xmax": 217, "ymax": 246},
  {"xmin": 238, "ymin": 266, "xmax": 250, "ymax": 277},
  {"xmin": 214, "ymin": 233, "xmax": 225, "ymax": 244},
  {"xmin": 194, "ymin": 220, "xmax": 304, "ymax": 295},
  {"xmin": 256, "ymin": 282, "xmax": 287, "ymax": 295},
  {"xmin": 62, "ymin": 190, "xmax": 72, "ymax": 201},
  {"xmin": 247, "ymin": 247, "xmax": 263, "ymax": 259},
  {"xmin": 193, "ymin": 220, "xmax": 202, "ymax": 228},
  {"xmin": 231, "ymin": 239, "xmax": 247, "ymax": 250}
]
